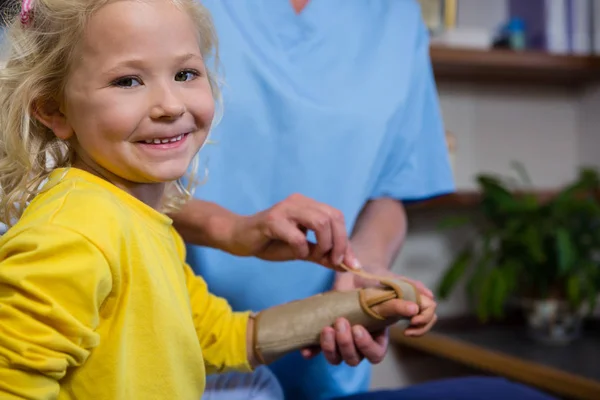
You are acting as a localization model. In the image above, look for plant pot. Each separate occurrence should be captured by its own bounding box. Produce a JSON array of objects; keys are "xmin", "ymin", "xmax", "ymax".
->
[{"xmin": 522, "ymin": 298, "xmax": 585, "ymax": 345}]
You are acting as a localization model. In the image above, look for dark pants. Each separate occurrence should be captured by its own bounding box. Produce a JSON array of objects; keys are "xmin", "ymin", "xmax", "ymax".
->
[{"xmin": 333, "ymin": 377, "xmax": 559, "ymax": 400}]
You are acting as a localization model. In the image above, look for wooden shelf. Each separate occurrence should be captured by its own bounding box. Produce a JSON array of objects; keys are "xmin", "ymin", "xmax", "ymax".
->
[
  {"xmin": 430, "ymin": 46, "xmax": 600, "ymax": 86},
  {"xmin": 405, "ymin": 191, "xmax": 481, "ymax": 210},
  {"xmin": 405, "ymin": 190, "xmax": 559, "ymax": 210},
  {"xmin": 389, "ymin": 317, "xmax": 600, "ymax": 400}
]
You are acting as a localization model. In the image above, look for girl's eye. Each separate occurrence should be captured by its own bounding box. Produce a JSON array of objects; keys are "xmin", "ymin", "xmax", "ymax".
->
[
  {"xmin": 175, "ymin": 70, "xmax": 199, "ymax": 82},
  {"xmin": 113, "ymin": 77, "xmax": 142, "ymax": 88}
]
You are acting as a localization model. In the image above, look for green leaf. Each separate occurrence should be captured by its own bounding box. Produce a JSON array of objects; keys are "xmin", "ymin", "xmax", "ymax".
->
[
  {"xmin": 567, "ymin": 274, "xmax": 581, "ymax": 307},
  {"xmin": 442, "ymin": 164, "xmax": 600, "ymax": 318},
  {"xmin": 500, "ymin": 259, "xmax": 520, "ymax": 293},
  {"xmin": 555, "ymin": 228, "xmax": 575, "ymax": 275},
  {"xmin": 437, "ymin": 248, "xmax": 472, "ymax": 299},
  {"xmin": 476, "ymin": 271, "xmax": 494, "ymax": 323},
  {"xmin": 438, "ymin": 215, "xmax": 471, "ymax": 230},
  {"xmin": 465, "ymin": 237, "xmax": 491, "ymax": 297},
  {"xmin": 518, "ymin": 225, "xmax": 545, "ymax": 264},
  {"xmin": 490, "ymin": 269, "xmax": 509, "ymax": 319},
  {"xmin": 477, "ymin": 176, "xmax": 516, "ymax": 207},
  {"xmin": 466, "ymin": 264, "xmax": 485, "ymax": 301}
]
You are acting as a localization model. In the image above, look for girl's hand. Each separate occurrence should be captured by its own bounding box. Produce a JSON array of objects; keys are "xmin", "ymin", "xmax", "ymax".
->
[
  {"xmin": 333, "ymin": 267, "xmax": 438, "ymax": 338},
  {"xmin": 300, "ymin": 269, "xmax": 437, "ymax": 365},
  {"xmin": 371, "ymin": 293, "xmax": 438, "ymax": 338}
]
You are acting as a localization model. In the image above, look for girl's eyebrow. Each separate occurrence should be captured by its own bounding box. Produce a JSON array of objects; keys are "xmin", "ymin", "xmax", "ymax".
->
[
  {"xmin": 175, "ymin": 53, "xmax": 204, "ymax": 63},
  {"xmin": 102, "ymin": 53, "xmax": 204, "ymax": 77}
]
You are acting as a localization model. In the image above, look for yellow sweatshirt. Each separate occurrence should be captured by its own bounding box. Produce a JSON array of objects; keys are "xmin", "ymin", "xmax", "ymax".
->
[{"xmin": 0, "ymin": 168, "xmax": 251, "ymax": 400}]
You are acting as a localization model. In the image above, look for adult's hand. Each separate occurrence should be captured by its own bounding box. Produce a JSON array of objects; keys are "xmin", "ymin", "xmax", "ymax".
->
[{"xmin": 228, "ymin": 193, "xmax": 361, "ymax": 271}]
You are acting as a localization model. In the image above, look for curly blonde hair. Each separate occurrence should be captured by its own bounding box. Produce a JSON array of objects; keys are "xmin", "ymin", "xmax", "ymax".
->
[{"xmin": 0, "ymin": 0, "xmax": 220, "ymax": 226}]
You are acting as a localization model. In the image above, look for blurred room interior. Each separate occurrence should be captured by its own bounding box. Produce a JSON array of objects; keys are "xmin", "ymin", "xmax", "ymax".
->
[{"xmin": 377, "ymin": 1, "xmax": 600, "ymax": 399}]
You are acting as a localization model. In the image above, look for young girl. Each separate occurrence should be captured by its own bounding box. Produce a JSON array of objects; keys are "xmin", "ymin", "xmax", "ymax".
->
[{"xmin": 0, "ymin": 0, "xmax": 435, "ymax": 399}]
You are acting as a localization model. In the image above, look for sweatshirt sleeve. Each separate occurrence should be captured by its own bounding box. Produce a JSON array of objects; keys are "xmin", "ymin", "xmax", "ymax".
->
[
  {"xmin": 0, "ymin": 225, "xmax": 113, "ymax": 400},
  {"xmin": 183, "ymin": 264, "xmax": 252, "ymax": 375}
]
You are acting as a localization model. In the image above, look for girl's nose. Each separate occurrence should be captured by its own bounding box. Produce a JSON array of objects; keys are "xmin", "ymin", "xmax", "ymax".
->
[{"xmin": 149, "ymin": 84, "xmax": 186, "ymax": 120}]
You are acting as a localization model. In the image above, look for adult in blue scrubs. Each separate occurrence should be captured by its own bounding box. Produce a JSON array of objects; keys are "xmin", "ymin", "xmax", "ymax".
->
[
  {"xmin": 171, "ymin": 2, "xmax": 563, "ymax": 399},
  {"xmin": 171, "ymin": 1, "xmax": 452, "ymax": 399}
]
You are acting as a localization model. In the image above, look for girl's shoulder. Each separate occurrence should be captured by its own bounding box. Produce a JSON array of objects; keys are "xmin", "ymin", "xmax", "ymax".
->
[
  {"xmin": 2, "ymin": 171, "xmax": 131, "ymax": 252},
  {"xmin": 28, "ymin": 173, "xmax": 130, "ymax": 229},
  {"xmin": 3, "ymin": 168, "xmax": 173, "ymax": 253}
]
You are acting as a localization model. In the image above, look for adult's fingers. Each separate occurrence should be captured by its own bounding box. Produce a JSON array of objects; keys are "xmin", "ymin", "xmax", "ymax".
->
[
  {"xmin": 320, "ymin": 326, "xmax": 341, "ymax": 365},
  {"xmin": 326, "ymin": 206, "xmax": 349, "ymax": 266},
  {"xmin": 271, "ymin": 205, "xmax": 333, "ymax": 262},
  {"xmin": 306, "ymin": 243, "xmax": 347, "ymax": 272},
  {"xmin": 334, "ymin": 318, "xmax": 362, "ymax": 367},
  {"xmin": 310, "ymin": 211, "xmax": 334, "ymax": 264},
  {"xmin": 281, "ymin": 194, "xmax": 350, "ymax": 269},
  {"xmin": 265, "ymin": 218, "xmax": 310, "ymax": 260},
  {"xmin": 342, "ymin": 245, "xmax": 361, "ymax": 270},
  {"xmin": 352, "ymin": 325, "xmax": 387, "ymax": 364}
]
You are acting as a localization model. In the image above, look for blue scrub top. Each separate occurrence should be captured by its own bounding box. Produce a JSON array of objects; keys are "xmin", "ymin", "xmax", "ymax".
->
[{"xmin": 188, "ymin": 1, "xmax": 455, "ymax": 399}]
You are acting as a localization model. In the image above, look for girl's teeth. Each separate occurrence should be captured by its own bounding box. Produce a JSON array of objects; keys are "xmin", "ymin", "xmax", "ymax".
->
[{"xmin": 143, "ymin": 134, "xmax": 184, "ymax": 144}]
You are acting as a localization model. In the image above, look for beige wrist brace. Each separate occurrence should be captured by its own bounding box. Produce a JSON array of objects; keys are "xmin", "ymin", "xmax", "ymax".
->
[{"xmin": 252, "ymin": 266, "xmax": 421, "ymax": 365}]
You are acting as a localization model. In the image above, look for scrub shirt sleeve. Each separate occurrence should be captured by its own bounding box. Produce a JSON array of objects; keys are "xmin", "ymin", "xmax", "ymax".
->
[{"xmin": 370, "ymin": 21, "xmax": 455, "ymax": 202}]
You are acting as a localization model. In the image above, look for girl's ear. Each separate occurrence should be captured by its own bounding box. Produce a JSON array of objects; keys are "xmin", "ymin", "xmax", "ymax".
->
[{"xmin": 32, "ymin": 99, "xmax": 74, "ymax": 140}]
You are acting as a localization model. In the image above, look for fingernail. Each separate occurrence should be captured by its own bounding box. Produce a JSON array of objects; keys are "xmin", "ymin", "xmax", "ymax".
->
[
  {"xmin": 336, "ymin": 321, "xmax": 346, "ymax": 333},
  {"xmin": 352, "ymin": 326, "xmax": 363, "ymax": 338},
  {"xmin": 350, "ymin": 258, "xmax": 362, "ymax": 269},
  {"xmin": 336, "ymin": 255, "xmax": 344, "ymax": 266},
  {"xmin": 408, "ymin": 304, "xmax": 419, "ymax": 314}
]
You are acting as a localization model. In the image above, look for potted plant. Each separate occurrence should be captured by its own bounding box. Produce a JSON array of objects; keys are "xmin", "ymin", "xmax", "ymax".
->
[{"xmin": 437, "ymin": 163, "xmax": 600, "ymax": 344}]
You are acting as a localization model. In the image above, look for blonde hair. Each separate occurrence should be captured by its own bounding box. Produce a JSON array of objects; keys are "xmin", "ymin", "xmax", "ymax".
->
[{"xmin": 0, "ymin": 0, "xmax": 221, "ymax": 226}]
